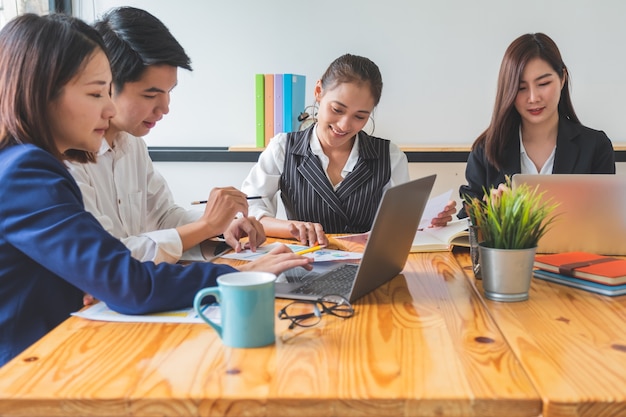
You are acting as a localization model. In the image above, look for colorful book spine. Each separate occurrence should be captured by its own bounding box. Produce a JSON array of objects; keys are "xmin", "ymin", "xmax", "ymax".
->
[
  {"xmin": 255, "ymin": 73, "xmax": 306, "ymax": 145},
  {"xmin": 263, "ymin": 74, "xmax": 274, "ymax": 146},
  {"xmin": 273, "ymin": 73, "xmax": 284, "ymax": 135},
  {"xmin": 291, "ymin": 74, "xmax": 306, "ymax": 131},
  {"xmin": 533, "ymin": 270, "xmax": 626, "ymax": 297},
  {"xmin": 282, "ymin": 74, "xmax": 294, "ymax": 132},
  {"xmin": 254, "ymin": 74, "xmax": 265, "ymax": 148}
]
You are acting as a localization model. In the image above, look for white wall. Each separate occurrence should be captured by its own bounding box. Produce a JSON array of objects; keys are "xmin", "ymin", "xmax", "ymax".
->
[{"xmin": 77, "ymin": 0, "xmax": 626, "ymax": 148}]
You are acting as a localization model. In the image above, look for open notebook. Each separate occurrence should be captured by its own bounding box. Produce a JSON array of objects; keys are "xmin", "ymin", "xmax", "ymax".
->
[{"xmin": 411, "ymin": 219, "xmax": 470, "ymax": 252}]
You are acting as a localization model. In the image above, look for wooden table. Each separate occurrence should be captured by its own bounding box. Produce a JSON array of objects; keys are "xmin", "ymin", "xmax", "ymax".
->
[
  {"xmin": 0, "ymin": 243, "xmax": 541, "ymax": 417},
  {"xmin": 455, "ymin": 249, "xmax": 626, "ymax": 417}
]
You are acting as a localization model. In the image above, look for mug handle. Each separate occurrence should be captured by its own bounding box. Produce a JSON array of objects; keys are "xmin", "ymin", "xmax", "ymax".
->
[{"xmin": 193, "ymin": 287, "xmax": 222, "ymax": 337}]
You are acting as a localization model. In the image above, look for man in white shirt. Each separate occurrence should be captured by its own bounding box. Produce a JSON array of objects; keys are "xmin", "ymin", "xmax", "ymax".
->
[{"xmin": 67, "ymin": 7, "xmax": 264, "ymax": 264}]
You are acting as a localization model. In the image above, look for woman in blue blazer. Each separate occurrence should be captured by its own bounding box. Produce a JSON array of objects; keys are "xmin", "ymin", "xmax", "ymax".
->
[
  {"xmin": 459, "ymin": 33, "xmax": 615, "ymax": 216},
  {"xmin": 0, "ymin": 14, "xmax": 311, "ymax": 367}
]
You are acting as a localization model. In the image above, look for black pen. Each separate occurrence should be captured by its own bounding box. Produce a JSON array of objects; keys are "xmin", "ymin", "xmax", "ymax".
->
[{"xmin": 191, "ymin": 196, "xmax": 264, "ymax": 205}]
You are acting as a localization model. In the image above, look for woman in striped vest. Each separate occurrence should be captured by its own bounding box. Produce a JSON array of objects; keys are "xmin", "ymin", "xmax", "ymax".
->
[{"xmin": 243, "ymin": 54, "xmax": 456, "ymax": 246}]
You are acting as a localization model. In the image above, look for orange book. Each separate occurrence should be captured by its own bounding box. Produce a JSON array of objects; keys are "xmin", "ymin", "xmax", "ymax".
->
[{"xmin": 534, "ymin": 252, "xmax": 626, "ymax": 286}]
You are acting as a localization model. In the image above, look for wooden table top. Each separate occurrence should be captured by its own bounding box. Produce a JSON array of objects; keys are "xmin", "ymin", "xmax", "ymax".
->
[
  {"xmin": 455, "ymin": 249, "xmax": 626, "ymax": 417},
  {"xmin": 0, "ymin": 242, "xmax": 542, "ymax": 417}
]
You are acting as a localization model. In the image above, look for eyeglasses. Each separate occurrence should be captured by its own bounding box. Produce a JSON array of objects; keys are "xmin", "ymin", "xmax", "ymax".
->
[{"xmin": 277, "ymin": 294, "xmax": 354, "ymax": 329}]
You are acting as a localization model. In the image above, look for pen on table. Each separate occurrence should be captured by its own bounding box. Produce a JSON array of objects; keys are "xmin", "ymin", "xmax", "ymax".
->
[
  {"xmin": 294, "ymin": 245, "xmax": 326, "ymax": 256},
  {"xmin": 191, "ymin": 196, "xmax": 264, "ymax": 205}
]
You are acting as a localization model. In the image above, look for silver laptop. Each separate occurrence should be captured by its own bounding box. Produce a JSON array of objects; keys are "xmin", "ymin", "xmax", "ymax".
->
[
  {"xmin": 275, "ymin": 174, "xmax": 436, "ymax": 302},
  {"xmin": 511, "ymin": 174, "xmax": 626, "ymax": 255}
]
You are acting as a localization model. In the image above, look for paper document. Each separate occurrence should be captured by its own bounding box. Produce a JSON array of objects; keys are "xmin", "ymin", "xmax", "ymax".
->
[
  {"xmin": 220, "ymin": 242, "xmax": 363, "ymax": 262},
  {"xmin": 419, "ymin": 189, "xmax": 453, "ymax": 230},
  {"xmin": 72, "ymin": 301, "xmax": 220, "ymax": 324}
]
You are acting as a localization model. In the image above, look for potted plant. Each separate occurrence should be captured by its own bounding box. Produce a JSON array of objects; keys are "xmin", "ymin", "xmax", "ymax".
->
[{"xmin": 463, "ymin": 177, "xmax": 558, "ymax": 302}]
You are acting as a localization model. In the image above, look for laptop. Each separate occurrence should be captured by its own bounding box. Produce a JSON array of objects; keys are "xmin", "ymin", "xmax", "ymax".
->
[
  {"xmin": 275, "ymin": 174, "xmax": 436, "ymax": 302},
  {"xmin": 511, "ymin": 174, "xmax": 626, "ymax": 255}
]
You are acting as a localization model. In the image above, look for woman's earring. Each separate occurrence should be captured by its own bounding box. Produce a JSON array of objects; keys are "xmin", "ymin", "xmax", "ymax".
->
[
  {"xmin": 364, "ymin": 115, "xmax": 376, "ymax": 135},
  {"xmin": 298, "ymin": 102, "xmax": 319, "ymax": 131}
]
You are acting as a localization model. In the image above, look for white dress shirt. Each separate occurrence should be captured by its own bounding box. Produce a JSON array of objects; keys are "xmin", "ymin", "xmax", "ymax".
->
[
  {"xmin": 67, "ymin": 134, "xmax": 202, "ymax": 264},
  {"xmin": 519, "ymin": 128, "xmax": 556, "ymax": 175},
  {"xmin": 241, "ymin": 125, "xmax": 410, "ymax": 220}
]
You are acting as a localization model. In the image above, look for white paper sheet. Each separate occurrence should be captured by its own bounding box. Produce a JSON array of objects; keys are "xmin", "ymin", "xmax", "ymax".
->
[
  {"xmin": 72, "ymin": 301, "xmax": 220, "ymax": 324},
  {"xmin": 418, "ymin": 189, "xmax": 454, "ymax": 230},
  {"xmin": 220, "ymin": 242, "xmax": 363, "ymax": 262}
]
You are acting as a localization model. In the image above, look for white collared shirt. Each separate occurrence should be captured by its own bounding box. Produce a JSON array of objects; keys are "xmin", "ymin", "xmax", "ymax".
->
[
  {"xmin": 519, "ymin": 128, "xmax": 556, "ymax": 175},
  {"xmin": 241, "ymin": 125, "xmax": 410, "ymax": 219},
  {"xmin": 66, "ymin": 134, "xmax": 202, "ymax": 264}
]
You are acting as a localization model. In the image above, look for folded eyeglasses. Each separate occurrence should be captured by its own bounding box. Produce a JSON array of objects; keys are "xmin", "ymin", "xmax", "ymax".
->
[{"xmin": 277, "ymin": 294, "xmax": 355, "ymax": 329}]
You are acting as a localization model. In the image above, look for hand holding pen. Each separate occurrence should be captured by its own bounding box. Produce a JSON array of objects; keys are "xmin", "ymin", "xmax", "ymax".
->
[
  {"xmin": 192, "ymin": 196, "xmax": 263, "ymax": 205},
  {"xmin": 193, "ymin": 188, "xmax": 269, "ymax": 252},
  {"xmin": 194, "ymin": 187, "xmax": 250, "ymax": 239}
]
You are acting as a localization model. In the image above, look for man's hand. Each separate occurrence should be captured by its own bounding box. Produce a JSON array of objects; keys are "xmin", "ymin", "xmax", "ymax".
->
[{"xmin": 223, "ymin": 216, "xmax": 266, "ymax": 252}]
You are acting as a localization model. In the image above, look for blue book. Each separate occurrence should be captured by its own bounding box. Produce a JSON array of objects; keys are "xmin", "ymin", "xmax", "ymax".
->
[
  {"xmin": 291, "ymin": 74, "xmax": 306, "ymax": 132},
  {"xmin": 533, "ymin": 270, "xmax": 626, "ymax": 297},
  {"xmin": 282, "ymin": 74, "xmax": 306, "ymax": 132},
  {"xmin": 282, "ymin": 74, "xmax": 293, "ymax": 131}
]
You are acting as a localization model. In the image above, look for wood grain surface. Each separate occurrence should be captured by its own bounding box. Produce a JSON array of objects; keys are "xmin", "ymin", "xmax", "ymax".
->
[
  {"xmin": 0, "ymin": 245, "xmax": 541, "ymax": 417},
  {"xmin": 455, "ymin": 248, "xmax": 626, "ymax": 417}
]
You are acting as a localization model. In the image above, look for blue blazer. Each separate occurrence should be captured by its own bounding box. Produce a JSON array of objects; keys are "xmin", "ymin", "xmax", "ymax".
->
[
  {"xmin": 0, "ymin": 145, "xmax": 236, "ymax": 366},
  {"xmin": 459, "ymin": 118, "xmax": 615, "ymax": 217}
]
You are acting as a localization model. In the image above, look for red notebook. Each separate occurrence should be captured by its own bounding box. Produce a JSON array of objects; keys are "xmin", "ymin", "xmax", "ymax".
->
[{"xmin": 534, "ymin": 252, "xmax": 626, "ymax": 286}]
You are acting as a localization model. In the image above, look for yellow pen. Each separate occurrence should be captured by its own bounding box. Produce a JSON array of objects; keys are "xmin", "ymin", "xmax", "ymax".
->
[{"xmin": 294, "ymin": 245, "xmax": 326, "ymax": 256}]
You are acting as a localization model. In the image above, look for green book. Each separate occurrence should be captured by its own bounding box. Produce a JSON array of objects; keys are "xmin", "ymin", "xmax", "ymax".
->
[{"xmin": 255, "ymin": 74, "xmax": 265, "ymax": 147}]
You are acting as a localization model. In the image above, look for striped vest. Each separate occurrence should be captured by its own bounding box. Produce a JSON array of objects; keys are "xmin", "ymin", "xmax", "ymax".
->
[{"xmin": 280, "ymin": 126, "xmax": 391, "ymax": 233}]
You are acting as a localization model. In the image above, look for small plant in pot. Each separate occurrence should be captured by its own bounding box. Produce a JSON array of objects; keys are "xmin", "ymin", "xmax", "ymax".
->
[{"xmin": 463, "ymin": 177, "xmax": 558, "ymax": 302}]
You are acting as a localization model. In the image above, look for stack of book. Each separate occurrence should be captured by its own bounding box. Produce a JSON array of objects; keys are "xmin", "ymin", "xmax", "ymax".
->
[
  {"xmin": 533, "ymin": 252, "xmax": 626, "ymax": 296},
  {"xmin": 255, "ymin": 73, "xmax": 306, "ymax": 147}
]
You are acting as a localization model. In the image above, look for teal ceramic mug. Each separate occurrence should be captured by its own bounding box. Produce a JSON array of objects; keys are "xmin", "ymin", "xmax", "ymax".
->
[{"xmin": 193, "ymin": 271, "xmax": 276, "ymax": 348}]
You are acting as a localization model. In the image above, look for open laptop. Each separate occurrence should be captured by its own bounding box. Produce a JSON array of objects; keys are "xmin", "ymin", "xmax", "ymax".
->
[
  {"xmin": 511, "ymin": 174, "xmax": 626, "ymax": 255},
  {"xmin": 275, "ymin": 174, "xmax": 436, "ymax": 302}
]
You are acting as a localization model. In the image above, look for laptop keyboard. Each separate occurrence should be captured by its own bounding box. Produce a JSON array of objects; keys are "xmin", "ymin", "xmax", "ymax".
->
[
  {"xmin": 283, "ymin": 267, "xmax": 318, "ymax": 283},
  {"xmin": 291, "ymin": 263, "xmax": 358, "ymax": 296}
]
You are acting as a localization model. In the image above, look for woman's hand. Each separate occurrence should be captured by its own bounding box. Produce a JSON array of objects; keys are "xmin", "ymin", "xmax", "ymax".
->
[
  {"xmin": 237, "ymin": 244, "xmax": 313, "ymax": 275},
  {"xmin": 487, "ymin": 183, "xmax": 510, "ymax": 206},
  {"xmin": 429, "ymin": 200, "xmax": 457, "ymax": 227},
  {"xmin": 287, "ymin": 220, "xmax": 328, "ymax": 247}
]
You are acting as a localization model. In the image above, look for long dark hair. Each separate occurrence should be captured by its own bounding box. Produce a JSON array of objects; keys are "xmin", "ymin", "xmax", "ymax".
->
[
  {"xmin": 0, "ymin": 13, "xmax": 108, "ymax": 162},
  {"xmin": 474, "ymin": 33, "xmax": 578, "ymax": 170}
]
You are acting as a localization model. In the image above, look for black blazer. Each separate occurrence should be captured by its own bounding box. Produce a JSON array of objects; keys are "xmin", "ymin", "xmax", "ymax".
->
[{"xmin": 459, "ymin": 118, "xmax": 615, "ymax": 218}]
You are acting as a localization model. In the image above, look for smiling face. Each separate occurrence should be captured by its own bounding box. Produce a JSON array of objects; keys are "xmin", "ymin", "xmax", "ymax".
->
[
  {"xmin": 514, "ymin": 57, "xmax": 565, "ymax": 129},
  {"xmin": 314, "ymin": 80, "xmax": 375, "ymax": 151},
  {"xmin": 48, "ymin": 50, "xmax": 116, "ymax": 154},
  {"xmin": 107, "ymin": 64, "xmax": 178, "ymax": 142}
]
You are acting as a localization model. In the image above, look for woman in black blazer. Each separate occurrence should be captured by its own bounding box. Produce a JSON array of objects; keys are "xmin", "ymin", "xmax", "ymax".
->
[{"xmin": 459, "ymin": 33, "xmax": 615, "ymax": 217}]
